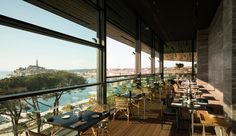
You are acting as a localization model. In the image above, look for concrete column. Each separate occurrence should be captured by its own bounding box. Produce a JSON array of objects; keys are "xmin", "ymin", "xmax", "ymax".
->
[
  {"xmin": 135, "ymin": 18, "xmax": 141, "ymax": 75},
  {"xmin": 151, "ymin": 33, "xmax": 155, "ymax": 74}
]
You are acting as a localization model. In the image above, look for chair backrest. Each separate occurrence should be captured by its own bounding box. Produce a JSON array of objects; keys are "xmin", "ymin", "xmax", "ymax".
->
[
  {"xmin": 91, "ymin": 103, "xmax": 108, "ymax": 112},
  {"xmin": 132, "ymin": 88, "xmax": 143, "ymax": 94},
  {"xmin": 172, "ymin": 84, "xmax": 178, "ymax": 93},
  {"xmin": 197, "ymin": 110, "xmax": 213, "ymax": 124},
  {"xmin": 176, "ymin": 80, "xmax": 183, "ymax": 88},
  {"xmin": 25, "ymin": 130, "xmax": 47, "ymax": 136},
  {"xmin": 114, "ymin": 97, "xmax": 129, "ymax": 110}
]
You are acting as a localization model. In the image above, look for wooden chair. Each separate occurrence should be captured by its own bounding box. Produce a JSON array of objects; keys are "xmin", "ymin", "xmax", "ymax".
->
[
  {"xmin": 81, "ymin": 103, "xmax": 111, "ymax": 136},
  {"xmin": 175, "ymin": 80, "xmax": 186, "ymax": 89},
  {"xmin": 197, "ymin": 110, "xmax": 229, "ymax": 136},
  {"xmin": 113, "ymin": 96, "xmax": 130, "ymax": 123},
  {"xmin": 172, "ymin": 84, "xmax": 184, "ymax": 96},
  {"xmin": 142, "ymin": 87, "xmax": 153, "ymax": 102},
  {"xmin": 131, "ymin": 93, "xmax": 146, "ymax": 118},
  {"xmin": 25, "ymin": 130, "xmax": 47, "ymax": 136},
  {"xmin": 160, "ymin": 99, "xmax": 178, "ymax": 129}
]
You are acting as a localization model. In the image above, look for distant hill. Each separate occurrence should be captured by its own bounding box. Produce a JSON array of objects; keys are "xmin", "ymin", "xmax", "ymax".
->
[
  {"xmin": 11, "ymin": 65, "xmax": 55, "ymax": 77},
  {"xmin": 67, "ymin": 69, "xmax": 96, "ymax": 73}
]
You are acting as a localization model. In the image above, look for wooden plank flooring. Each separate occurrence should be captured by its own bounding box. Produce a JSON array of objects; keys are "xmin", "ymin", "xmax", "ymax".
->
[
  {"xmin": 107, "ymin": 83, "xmax": 222, "ymax": 136},
  {"xmin": 109, "ymin": 119, "xmax": 216, "ymax": 136},
  {"xmin": 70, "ymin": 82, "xmax": 223, "ymax": 136}
]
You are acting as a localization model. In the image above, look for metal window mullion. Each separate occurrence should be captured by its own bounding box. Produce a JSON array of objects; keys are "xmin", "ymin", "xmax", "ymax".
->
[
  {"xmin": 106, "ymin": 74, "xmax": 138, "ymax": 78},
  {"xmin": 97, "ymin": 0, "xmax": 106, "ymax": 104},
  {"xmin": 0, "ymin": 15, "xmax": 101, "ymax": 49},
  {"xmin": 159, "ymin": 41, "xmax": 164, "ymax": 79},
  {"xmin": 0, "ymin": 83, "xmax": 102, "ymax": 102},
  {"xmin": 106, "ymin": 77, "xmax": 137, "ymax": 84},
  {"xmin": 151, "ymin": 33, "xmax": 155, "ymax": 74},
  {"xmin": 135, "ymin": 17, "xmax": 141, "ymax": 75},
  {"xmin": 192, "ymin": 36, "xmax": 195, "ymax": 80}
]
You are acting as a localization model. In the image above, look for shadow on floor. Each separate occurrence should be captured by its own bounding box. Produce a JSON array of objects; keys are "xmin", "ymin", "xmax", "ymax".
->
[
  {"xmin": 199, "ymin": 89, "xmax": 210, "ymax": 94},
  {"xmin": 207, "ymin": 104, "xmax": 223, "ymax": 115},
  {"xmin": 198, "ymin": 85, "xmax": 205, "ymax": 88},
  {"xmin": 203, "ymin": 96, "xmax": 217, "ymax": 101}
]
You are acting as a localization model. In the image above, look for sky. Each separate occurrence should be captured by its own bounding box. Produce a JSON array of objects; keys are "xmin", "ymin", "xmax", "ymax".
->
[{"xmin": 0, "ymin": 0, "xmax": 192, "ymax": 71}]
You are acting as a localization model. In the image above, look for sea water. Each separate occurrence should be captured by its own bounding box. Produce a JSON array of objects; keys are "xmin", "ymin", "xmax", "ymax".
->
[
  {"xmin": 0, "ymin": 71, "xmax": 11, "ymax": 79},
  {"xmin": 30, "ymin": 77, "xmax": 97, "ymax": 112},
  {"xmin": 0, "ymin": 72, "xmax": 97, "ymax": 112}
]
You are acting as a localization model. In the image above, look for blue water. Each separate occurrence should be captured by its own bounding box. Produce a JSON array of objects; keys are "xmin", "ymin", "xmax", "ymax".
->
[
  {"xmin": 0, "ymin": 71, "xmax": 12, "ymax": 79},
  {"xmin": 0, "ymin": 72, "xmax": 98, "ymax": 112},
  {"xmin": 28, "ymin": 78, "xmax": 97, "ymax": 112}
]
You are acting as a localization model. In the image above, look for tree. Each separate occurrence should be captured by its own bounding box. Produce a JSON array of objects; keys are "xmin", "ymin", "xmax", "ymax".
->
[
  {"xmin": 0, "ymin": 100, "xmax": 27, "ymax": 136},
  {"xmin": 0, "ymin": 71, "xmax": 87, "ymax": 134},
  {"xmin": 176, "ymin": 63, "xmax": 184, "ymax": 68},
  {"xmin": 24, "ymin": 71, "xmax": 87, "ymax": 132}
]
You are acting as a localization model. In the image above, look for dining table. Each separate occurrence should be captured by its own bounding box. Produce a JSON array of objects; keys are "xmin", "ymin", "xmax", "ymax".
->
[
  {"xmin": 44, "ymin": 110, "xmax": 110, "ymax": 136},
  {"xmin": 171, "ymin": 98, "xmax": 208, "ymax": 135}
]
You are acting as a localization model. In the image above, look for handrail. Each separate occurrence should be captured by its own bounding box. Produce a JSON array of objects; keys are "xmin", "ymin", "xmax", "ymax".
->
[
  {"xmin": 106, "ymin": 74, "xmax": 138, "ymax": 78},
  {"xmin": 0, "ymin": 82, "xmax": 103, "ymax": 102},
  {"xmin": 106, "ymin": 77, "xmax": 137, "ymax": 84},
  {"xmin": 107, "ymin": 73, "xmax": 161, "ymax": 79},
  {"xmin": 0, "ymin": 73, "xmax": 162, "ymax": 102},
  {"xmin": 140, "ymin": 74, "xmax": 155, "ymax": 77}
]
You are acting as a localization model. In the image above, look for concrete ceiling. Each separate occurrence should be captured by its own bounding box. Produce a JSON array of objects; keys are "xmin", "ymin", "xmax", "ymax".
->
[{"xmin": 124, "ymin": 0, "xmax": 221, "ymax": 41}]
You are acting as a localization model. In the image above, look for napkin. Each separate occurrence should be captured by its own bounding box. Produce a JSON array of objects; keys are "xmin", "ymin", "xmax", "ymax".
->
[
  {"xmin": 92, "ymin": 114, "xmax": 100, "ymax": 118},
  {"xmin": 171, "ymin": 103, "xmax": 182, "ymax": 106},
  {"xmin": 70, "ymin": 121, "xmax": 87, "ymax": 128}
]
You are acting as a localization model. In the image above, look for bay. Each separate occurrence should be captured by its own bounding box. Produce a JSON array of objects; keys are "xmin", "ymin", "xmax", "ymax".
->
[{"xmin": 28, "ymin": 77, "xmax": 97, "ymax": 112}]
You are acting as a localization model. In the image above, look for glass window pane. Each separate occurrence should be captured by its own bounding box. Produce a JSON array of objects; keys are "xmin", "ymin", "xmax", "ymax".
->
[
  {"xmin": 107, "ymin": 79, "xmax": 134, "ymax": 108},
  {"xmin": 0, "ymin": 25, "xmax": 97, "ymax": 95},
  {"xmin": 164, "ymin": 53, "xmax": 192, "ymax": 79},
  {"xmin": 107, "ymin": 24, "xmax": 135, "ymax": 76},
  {"xmin": 155, "ymin": 51, "xmax": 160, "ymax": 73},
  {"xmin": 0, "ymin": 86, "xmax": 98, "ymax": 136},
  {"xmin": 0, "ymin": 0, "xmax": 98, "ymax": 43},
  {"xmin": 141, "ymin": 43, "xmax": 151, "ymax": 74}
]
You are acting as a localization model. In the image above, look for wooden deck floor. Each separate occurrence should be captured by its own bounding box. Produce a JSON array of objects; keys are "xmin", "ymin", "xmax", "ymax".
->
[
  {"xmin": 109, "ymin": 118, "xmax": 216, "ymax": 136},
  {"xmin": 107, "ymin": 82, "xmax": 223, "ymax": 136},
  {"xmin": 62, "ymin": 81, "xmax": 223, "ymax": 136}
]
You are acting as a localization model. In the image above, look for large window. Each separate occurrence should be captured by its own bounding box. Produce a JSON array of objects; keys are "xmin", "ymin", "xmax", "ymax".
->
[
  {"xmin": 106, "ymin": 23, "xmax": 135, "ymax": 76},
  {"xmin": 0, "ymin": 0, "xmax": 98, "ymax": 43},
  {"xmin": 164, "ymin": 53, "xmax": 192, "ymax": 79},
  {"xmin": 0, "ymin": 0, "xmax": 100, "ymax": 96},
  {"xmin": 155, "ymin": 51, "xmax": 160, "ymax": 73},
  {"xmin": 0, "ymin": 25, "xmax": 97, "ymax": 95},
  {"xmin": 141, "ymin": 43, "xmax": 151, "ymax": 74},
  {"xmin": 0, "ymin": 1, "xmax": 100, "ymax": 136}
]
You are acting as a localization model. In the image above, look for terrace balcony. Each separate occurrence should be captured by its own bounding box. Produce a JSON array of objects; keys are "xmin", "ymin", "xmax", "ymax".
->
[{"xmin": 0, "ymin": 0, "xmax": 236, "ymax": 136}]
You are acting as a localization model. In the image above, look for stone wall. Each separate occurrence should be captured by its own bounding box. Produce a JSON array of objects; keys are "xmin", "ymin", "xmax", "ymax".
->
[
  {"xmin": 232, "ymin": 0, "xmax": 236, "ymax": 130},
  {"xmin": 222, "ymin": 0, "xmax": 233, "ymax": 120},
  {"xmin": 197, "ymin": 0, "xmax": 236, "ymax": 134},
  {"xmin": 208, "ymin": 3, "xmax": 224, "ymax": 93},
  {"xmin": 197, "ymin": 29, "xmax": 208, "ymax": 82}
]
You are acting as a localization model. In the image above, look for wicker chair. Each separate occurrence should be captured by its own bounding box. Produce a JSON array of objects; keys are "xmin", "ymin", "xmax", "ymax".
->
[
  {"xmin": 113, "ymin": 96, "xmax": 130, "ymax": 123},
  {"xmin": 160, "ymin": 99, "xmax": 178, "ymax": 129},
  {"xmin": 25, "ymin": 130, "xmax": 47, "ymax": 136}
]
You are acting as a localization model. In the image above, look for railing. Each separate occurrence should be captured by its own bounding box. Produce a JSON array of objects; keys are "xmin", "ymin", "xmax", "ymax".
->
[
  {"xmin": 0, "ymin": 84, "xmax": 100, "ymax": 136},
  {"xmin": 106, "ymin": 74, "xmax": 162, "ymax": 109},
  {"xmin": 164, "ymin": 73, "xmax": 197, "ymax": 80},
  {"xmin": 0, "ymin": 73, "xmax": 165, "ymax": 136},
  {"xmin": 0, "ymin": 83, "xmax": 102, "ymax": 102}
]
